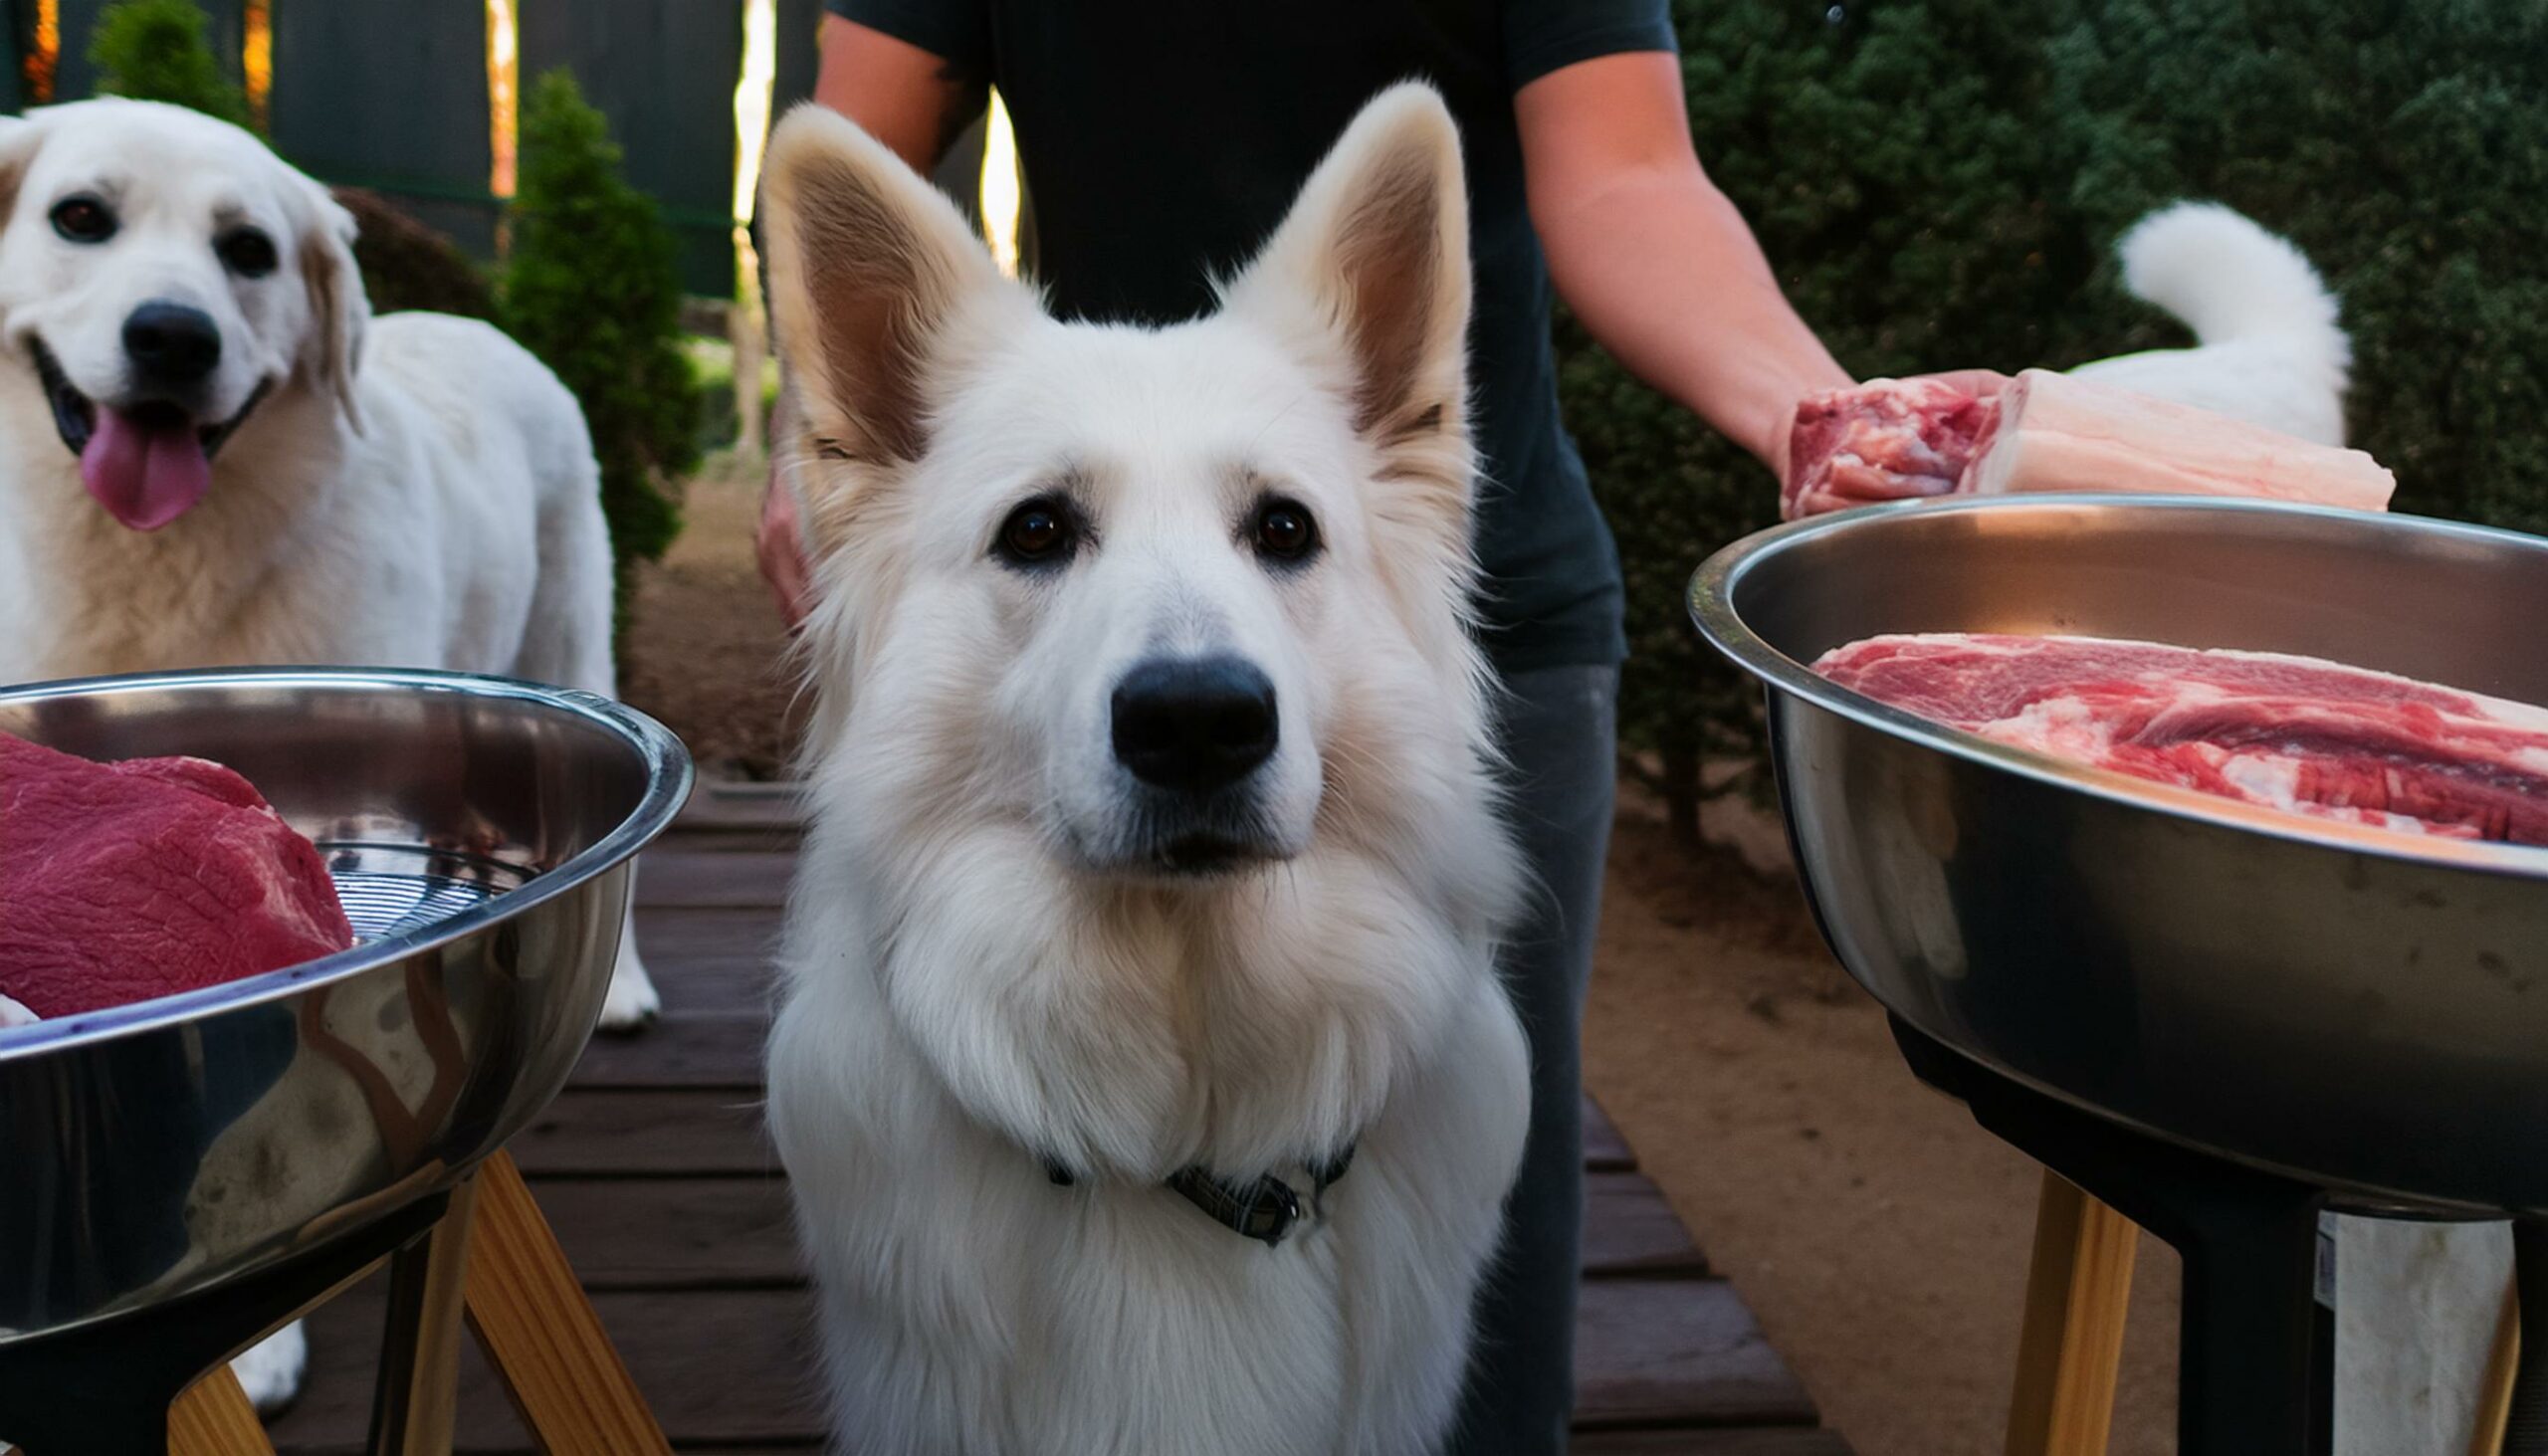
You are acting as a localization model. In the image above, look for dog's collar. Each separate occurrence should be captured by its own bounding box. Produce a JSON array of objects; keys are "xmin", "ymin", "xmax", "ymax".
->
[{"xmin": 1043, "ymin": 1145, "xmax": 1357, "ymax": 1248}]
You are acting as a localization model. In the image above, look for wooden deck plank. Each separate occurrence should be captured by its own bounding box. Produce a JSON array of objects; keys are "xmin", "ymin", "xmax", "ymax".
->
[
  {"xmin": 1572, "ymin": 1279, "xmax": 1817, "ymax": 1431},
  {"xmin": 1584, "ymin": 1171, "xmax": 1710, "ymax": 1279},
  {"xmin": 633, "ymin": 850, "xmax": 797, "ymax": 910},
  {"xmin": 269, "ymin": 1284, "xmax": 826, "ymax": 1452},
  {"xmin": 1573, "ymin": 1432, "xmax": 1855, "ymax": 1454},
  {"xmin": 273, "ymin": 1277, "xmax": 1817, "ymax": 1451},
  {"xmin": 669, "ymin": 782, "xmax": 807, "ymax": 840},
  {"xmin": 507, "ymin": 1091, "xmax": 778, "ymax": 1178},
  {"xmin": 572, "ymin": 1013, "xmax": 768, "ymax": 1090},
  {"xmin": 1585, "ymin": 1094, "xmax": 1637, "ymax": 1172},
  {"xmin": 531, "ymin": 1178, "xmax": 800, "ymax": 1291},
  {"xmin": 629, "ymin": 907, "xmax": 782, "ymax": 1019}
]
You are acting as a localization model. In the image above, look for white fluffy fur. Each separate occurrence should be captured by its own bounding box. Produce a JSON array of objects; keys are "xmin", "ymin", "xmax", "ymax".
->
[
  {"xmin": 2069, "ymin": 200, "xmax": 2352, "ymax": 445},
  {"xmin": 761, "ymin": 85, "xmax": 1531, "ymax": 1454},
  {"xmin": 0, "ymin": 101, "xmax": 659, "ymax": 1413}
]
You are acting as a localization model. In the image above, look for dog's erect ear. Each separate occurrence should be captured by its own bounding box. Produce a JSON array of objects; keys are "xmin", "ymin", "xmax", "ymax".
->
[
  {"xmin": 758, "ymin": 103, "xmax": 1017, "ymax": 497},
  {"xmin": 298, "ymin": 187, "xmax": 370, "ymax": 436},
  {"xmin": 1222, "ymin": 84, "xmax": 1473, "ymax": 506}
]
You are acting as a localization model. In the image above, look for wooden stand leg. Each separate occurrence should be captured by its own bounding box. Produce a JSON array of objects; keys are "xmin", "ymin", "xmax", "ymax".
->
[
  {"xmin": 2472, "ymin": 1278, "xmax": 2520, "ymax": 1456},
  {"xmin": 462, "ymin": 1150, "xmax": 672, "ymax": 1456},
  {"xmin": 169, "ymin": 1366, "xmax": 276, "ymax": 1456},
  {"xmin": 2007, "ymin": 1168, "xmax": 2141, "ymax": 1456},
  {"xmin": 370, "ymin": 1173, "xmax": 482, "ymax": 1455}
]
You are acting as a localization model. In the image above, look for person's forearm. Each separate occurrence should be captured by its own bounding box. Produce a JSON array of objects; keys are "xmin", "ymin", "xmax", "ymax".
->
[{"xmin": 1539, "ymin": 165, "xmax": 1849, "ymax": 471}]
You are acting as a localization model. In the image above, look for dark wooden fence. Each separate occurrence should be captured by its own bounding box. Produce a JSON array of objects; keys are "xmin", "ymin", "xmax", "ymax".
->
[{"xmin": 0, "ymin": 0, "xmax": 955, "ymax": 299}]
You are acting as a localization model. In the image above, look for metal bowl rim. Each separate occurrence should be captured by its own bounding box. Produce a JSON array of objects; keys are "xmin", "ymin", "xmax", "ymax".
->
[
  {"xmin": 1688, "ymin": 493, "xmax": 2548, "ymax": 881},
  {"xmin": 0, "ymin": 665, "xmax": 695, "ymax": 1059}
]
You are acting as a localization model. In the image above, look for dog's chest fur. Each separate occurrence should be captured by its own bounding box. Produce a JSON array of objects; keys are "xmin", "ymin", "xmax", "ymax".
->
[{"xmin": 767, "ymin": 832, "xmax": 1530, "ymax": 1456}]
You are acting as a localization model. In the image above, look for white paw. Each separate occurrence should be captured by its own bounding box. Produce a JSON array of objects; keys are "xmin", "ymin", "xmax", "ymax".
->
[
  {"xmin": 230, "ymin": 1320, "xmax": 307, "ymax": 1414},
  {"xmin": 596, "ymin": 951, "xmax": 661, "ymax": 1033}
]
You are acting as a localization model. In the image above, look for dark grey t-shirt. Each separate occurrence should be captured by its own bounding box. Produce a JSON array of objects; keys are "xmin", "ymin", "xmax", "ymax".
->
[{"xmin": 824, "ymin": 0, "xmax": 1675, "ymax": 671}]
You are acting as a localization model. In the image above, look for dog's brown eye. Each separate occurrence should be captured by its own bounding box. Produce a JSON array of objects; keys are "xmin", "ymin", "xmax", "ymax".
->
[
  {"xmin": 50, "ymin": 196, "xmax": 116, "ymax": 245},
  {"xmin": 218, "ymin": 228, "xmax": 278, "ymax": 279},
  {"xmin": 1251, "ymin": 499, "xmax": 1319, "ymax": 563},
  {"xmin": 995, "ymin": 498, "xmax": 1077, "ymax": 568}
]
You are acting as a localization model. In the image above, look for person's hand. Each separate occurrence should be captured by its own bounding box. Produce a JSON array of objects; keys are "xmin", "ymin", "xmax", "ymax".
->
[{"xmin": 756, "ymin": 460, "xmax": 815, "ymax": 631}]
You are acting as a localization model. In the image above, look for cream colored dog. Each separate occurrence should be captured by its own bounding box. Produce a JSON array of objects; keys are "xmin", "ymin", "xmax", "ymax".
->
[{"xmin": 0, "ymin": 99, "xmax": 660, "ymax": 1413}]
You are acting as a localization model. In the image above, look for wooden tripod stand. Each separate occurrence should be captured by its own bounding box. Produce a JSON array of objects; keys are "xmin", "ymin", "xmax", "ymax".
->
[{"xmin": 167, "ymin": 1151, "xmax": 667, "ymax": 1456}]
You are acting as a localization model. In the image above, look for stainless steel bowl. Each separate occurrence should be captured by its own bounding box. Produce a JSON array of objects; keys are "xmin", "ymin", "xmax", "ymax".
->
[
  {"xmin": 1690, "ymin": 495, "xmax": 2548, "ymax": 1215},
  {"xmin": 0, "ymin": 669, "xmax": 692, "ymax": 1341}
]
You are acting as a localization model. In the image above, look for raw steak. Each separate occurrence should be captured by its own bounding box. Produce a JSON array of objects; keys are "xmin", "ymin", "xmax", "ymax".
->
[
  {"xmin": 1783, "ymin": 375, "xmax": 1998, "ymax": 520},
  {"xmin": 1781, "ymin": 371, "xmax": 2395, "ymax": 520},
  {"xmin": 1815, "ymin": 634, "xmax": 2548, "ymax": 846},
  {"xmin": 0, "ymin": 729, "xmax": 354, "ymax": 1019}
]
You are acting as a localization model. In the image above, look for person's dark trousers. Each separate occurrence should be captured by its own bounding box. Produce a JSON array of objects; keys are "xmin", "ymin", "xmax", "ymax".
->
[{"xmin": 1449, "ymin": 662, "xmax": 1621, "ymax": 1455}]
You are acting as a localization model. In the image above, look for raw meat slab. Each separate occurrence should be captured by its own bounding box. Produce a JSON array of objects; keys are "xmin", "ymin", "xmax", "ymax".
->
[
  {"xmin": 0, "ymin": 729, "xmax": 354, "ymax": 1019},
  {"xmin": 1815, "ymin": 633, "xmax": 2548, "ymax": 846},
  {"xmin": 1781, "ymin": 371, "xmax": 2395, "ymax": 520}
]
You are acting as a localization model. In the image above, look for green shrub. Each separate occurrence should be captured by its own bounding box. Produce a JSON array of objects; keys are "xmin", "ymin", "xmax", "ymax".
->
[
  {"xmin": 1562, "ymin": 0, "xmax": 2548, "ymax": 838},
  {"xmin": 2044, "ymin": 0, "xmax": 2548, "ymax": 534},
  {"xmin": 87, "ymin": 0, "xmax": 250, "ymax": 127},
  {"xmin": 500, "ymin": 69, "xmax": 697, "ymax": 638}
]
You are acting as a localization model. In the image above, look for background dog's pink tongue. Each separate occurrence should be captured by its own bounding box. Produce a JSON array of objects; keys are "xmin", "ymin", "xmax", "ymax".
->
[{"xmin": 81, "ymin": 406, "xmax": 210, "ymax": 530}]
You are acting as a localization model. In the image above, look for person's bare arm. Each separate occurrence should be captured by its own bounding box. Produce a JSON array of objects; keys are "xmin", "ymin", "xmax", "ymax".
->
[
  {"xmin": 809, "ymin": 15, "xmax": 985, "ymax": 171},
  {"xmin": 1517, "ymin": 51, "xmax": 1851, "ymax": 480},
  {"xmin": 758, "ymin": 17, "xmax": 985, "ymax": 627}
]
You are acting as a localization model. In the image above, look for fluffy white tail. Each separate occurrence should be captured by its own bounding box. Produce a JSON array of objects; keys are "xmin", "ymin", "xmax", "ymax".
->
[{"xmin": 2115, "ymin": 201, "xmax": 2349, "ymax": 365}]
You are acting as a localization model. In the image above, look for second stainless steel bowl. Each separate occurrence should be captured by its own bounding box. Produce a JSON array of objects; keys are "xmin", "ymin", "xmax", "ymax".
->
[
  {"xmin": 1691, "ymin": 495, "xmax": 2548, "ymax": 1215},
  {"xmin": 0, "ymin": 668, "xmax": 693, "ymax": 1341}
]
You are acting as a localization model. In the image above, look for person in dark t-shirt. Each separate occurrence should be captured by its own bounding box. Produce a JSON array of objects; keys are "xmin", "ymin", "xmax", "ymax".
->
[{"xmin": 755, "ymin": 7, "xmax": 1890, "ymax": 1450}]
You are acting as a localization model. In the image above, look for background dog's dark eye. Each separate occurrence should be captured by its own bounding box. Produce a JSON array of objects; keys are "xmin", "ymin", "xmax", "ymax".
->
[
  {"xmin": 995, "ymin": 498, "xmax": 1077, "ymax": 567},
  {"xmin": 1251, "ymin": 499, "xmax": 1320, "ymax": 562},
  {"xmin": 50, "ymin": 196, "xmax": 116, "ymax": 244},
  {"xmin": 218, "ymin": 228, "xmax": 279, "ymax": 278}
]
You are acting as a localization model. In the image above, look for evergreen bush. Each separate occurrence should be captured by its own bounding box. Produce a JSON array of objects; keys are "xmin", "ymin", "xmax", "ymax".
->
[
  {"xmin": 86, "ymin": 0, "xmax": 250, "ymax": 127},
  {"xmin": 500, "ymin": 69, "xmax": 698, "ymax": 636}
]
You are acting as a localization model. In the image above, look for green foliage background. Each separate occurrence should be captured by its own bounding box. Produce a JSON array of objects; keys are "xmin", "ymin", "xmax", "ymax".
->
[
  {"xmin": 87, "ymin": 0, "xmax": 250, "ymax": 127},
  {"xmin": 1565, "ymin": 0, "xmax": 2548, "ymax": 832},
  {"xmin": 499, "ymin": 69, "xmax": 699, "ymax": 637}
]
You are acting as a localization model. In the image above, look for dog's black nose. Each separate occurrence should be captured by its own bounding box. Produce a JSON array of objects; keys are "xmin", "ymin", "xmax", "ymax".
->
[
  {"xmin": 1112, "ymin": 657, "xmax": 1279, "ymax": 791},
  {"xmin": 122, "ymin": 302, "xmax": 222, "ymax": 386}
]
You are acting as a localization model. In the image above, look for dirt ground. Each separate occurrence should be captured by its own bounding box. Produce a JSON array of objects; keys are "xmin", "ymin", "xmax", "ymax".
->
[{"xmin": 622, "ymin": 458, "xmax": 2186, "ymax": 1455}]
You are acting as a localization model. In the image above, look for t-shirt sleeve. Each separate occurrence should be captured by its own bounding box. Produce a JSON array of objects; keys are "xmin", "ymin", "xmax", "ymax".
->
[
  {"xmin": 823, "ymin": 0, "xmax": 992, "ymax": 76},
  {"xmin": 1502, "ymin": 0, "xmax": 1679, "ymax": 91}
]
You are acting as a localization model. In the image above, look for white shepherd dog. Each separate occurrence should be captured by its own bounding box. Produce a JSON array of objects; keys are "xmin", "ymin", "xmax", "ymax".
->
[{"xmin": 759, "ymin": 84, "xmax": 1532, "ymax": 1454}]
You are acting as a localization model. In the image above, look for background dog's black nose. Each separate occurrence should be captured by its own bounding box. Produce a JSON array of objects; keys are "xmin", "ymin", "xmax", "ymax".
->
[
  {"xmin": 1112, "ymin": 657, "xmax": 1279, "ymax": 791},
  {"xmin": 122, "ymin": 302, "xmax": 222, "ymax": 387}
]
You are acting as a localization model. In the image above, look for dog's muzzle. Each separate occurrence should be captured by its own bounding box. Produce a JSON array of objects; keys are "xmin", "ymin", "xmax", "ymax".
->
[
  {"xmin": 1108, "ymin": 655, "xmax": 1287, "ymax": 876},
  {"xmin": 32, "ymin": 337, "xmax": 271, "ymax": 531}
]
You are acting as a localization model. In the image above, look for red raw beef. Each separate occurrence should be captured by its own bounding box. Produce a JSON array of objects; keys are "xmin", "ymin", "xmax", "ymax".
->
[
  {"xmin": 1815, "ymin": 634, "xmax": 2548, "ymax": 847},
  {"xmin": 1781, "ymin": 372, "xmax": 2395, "ymax": 520},
  {"xmin": 0, "ymin": 729, "xmax": 354, "ymax": 1019},
  {"xmin": 1783, "ymin": 376, "xmax": 1999, "ymax": 520}
]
